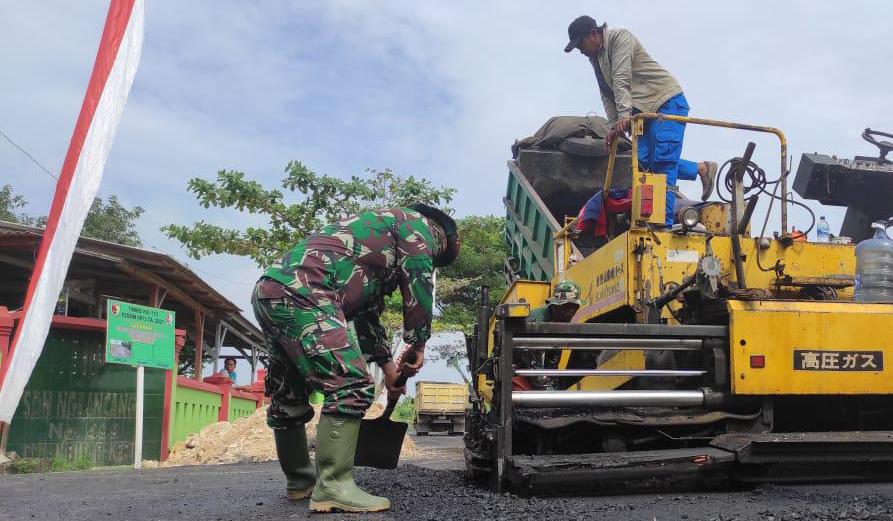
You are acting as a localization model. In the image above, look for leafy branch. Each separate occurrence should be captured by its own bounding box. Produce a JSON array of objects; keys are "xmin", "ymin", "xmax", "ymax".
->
[{"xmin": 163, "ymin": 163, "xmax": 455, "ymax": 267}]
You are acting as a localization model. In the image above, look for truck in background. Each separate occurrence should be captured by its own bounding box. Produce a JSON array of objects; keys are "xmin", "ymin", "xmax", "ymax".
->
[{"xmin": 414, "ymin": 381, "xmax": 468, "ymax": 435}]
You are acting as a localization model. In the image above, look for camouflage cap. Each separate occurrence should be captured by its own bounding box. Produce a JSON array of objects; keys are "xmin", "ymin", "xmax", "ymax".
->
[{"xmin": 546, "ymin": 280, "xmax": 586, "ymax": 307}]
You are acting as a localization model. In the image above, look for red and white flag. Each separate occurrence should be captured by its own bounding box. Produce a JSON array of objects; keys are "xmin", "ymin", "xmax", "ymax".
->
[{"xmin": 0, "ymin": 0, "xmax": 146, "ymax": 421}]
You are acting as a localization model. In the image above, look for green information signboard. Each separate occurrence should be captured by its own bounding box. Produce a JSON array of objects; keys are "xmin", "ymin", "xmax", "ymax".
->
[{"xmin": 105, "ymin": 299, "xmax": 175, "ymax": 370}]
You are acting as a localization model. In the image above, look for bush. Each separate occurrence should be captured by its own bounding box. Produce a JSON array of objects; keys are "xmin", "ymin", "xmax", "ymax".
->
[
  {"xmin": 390, "ymin": 397, "xmax": 416, "ymax": 425},
  {"xmin": 5, "ymin": 455, "xmax": 92, "ymax": 474},
  {"xmin": 50, "ymin": 455, "xmax": 92, "ymax": 472},
  {"xmin": 7, "ymin": 458, "xmax": 50, "ymax": 474}
]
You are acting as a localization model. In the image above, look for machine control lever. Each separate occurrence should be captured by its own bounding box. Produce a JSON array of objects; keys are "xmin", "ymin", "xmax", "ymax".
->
[{"xmin": 730, "ymin": 142, "xmax": 756, "ymax": 289}]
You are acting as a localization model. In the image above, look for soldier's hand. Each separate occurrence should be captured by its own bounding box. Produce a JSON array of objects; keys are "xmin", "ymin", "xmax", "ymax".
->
[
  {"xmin": 383, "ymin": 361, "xmax": 406, "ymax": 399},
  {"xmin": 400, "ymin": 344, "xmax": 425, "ymax": 377}
]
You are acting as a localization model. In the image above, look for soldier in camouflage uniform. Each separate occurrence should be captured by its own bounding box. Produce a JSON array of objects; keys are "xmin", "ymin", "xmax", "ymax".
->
[
  {"xmin": 251, "ymin": 204, "xmax": 460, "ymax": 513},
  {"xmin": 520, "ymin": 281, "xmax": 586, "ymax": 389},
  {"xmin": 526, "ymin": 280, "xmax": 585, "ymax": 324}
]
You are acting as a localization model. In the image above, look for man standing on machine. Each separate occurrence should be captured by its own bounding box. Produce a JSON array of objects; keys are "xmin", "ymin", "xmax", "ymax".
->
[{"xmin": 564, "ymin": 15, "xmax": 718, "ymax": 226}]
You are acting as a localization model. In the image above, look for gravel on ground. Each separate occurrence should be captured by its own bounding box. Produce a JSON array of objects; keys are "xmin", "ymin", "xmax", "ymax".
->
[{"xmin": 5, "ymin": 449, "xmax": 893, "ymax": 521}]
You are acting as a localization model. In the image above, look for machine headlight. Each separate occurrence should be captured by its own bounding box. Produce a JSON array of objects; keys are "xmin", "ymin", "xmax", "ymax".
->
[{"xmin": 680, "ymin": 206, "xmax": 700, "ymax": 228}]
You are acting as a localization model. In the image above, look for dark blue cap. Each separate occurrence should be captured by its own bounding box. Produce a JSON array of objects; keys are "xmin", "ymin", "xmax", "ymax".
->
[{"xmin": 564, "ymin": 15, "xmax": 599, "ymax": 52}]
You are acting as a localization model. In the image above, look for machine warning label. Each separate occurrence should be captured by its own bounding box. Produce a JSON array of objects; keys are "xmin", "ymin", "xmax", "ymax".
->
[
  {"xmin": 667, "ymin": 249, "xmax": 699, "ymax": 263},
  {"xmin": 793, "ymin": 350, "xmax": 883, "ymax": 371}
]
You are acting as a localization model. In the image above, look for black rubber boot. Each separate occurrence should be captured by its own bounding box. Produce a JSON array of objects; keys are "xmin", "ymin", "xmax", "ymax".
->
[{"xmin": 273, "ymin": 426, "xmax": 315, "ymax": 500}]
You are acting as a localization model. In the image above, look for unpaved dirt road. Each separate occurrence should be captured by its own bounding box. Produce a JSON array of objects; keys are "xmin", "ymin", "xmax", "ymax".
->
[{"xmin": 4, "ymin": 434, "xmax": 893, "ymax": 520}]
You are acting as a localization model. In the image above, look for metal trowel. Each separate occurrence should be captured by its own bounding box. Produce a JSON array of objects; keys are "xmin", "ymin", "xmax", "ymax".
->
[{"xmin": 355, "ymin": 352, "xmax": 416, "ymax": 469}]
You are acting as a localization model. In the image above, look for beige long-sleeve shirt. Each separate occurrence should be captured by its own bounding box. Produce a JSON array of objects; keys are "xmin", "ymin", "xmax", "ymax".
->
[{"xmin": 590, "ymin": 26, "xmax": 683, "ymax": 124}]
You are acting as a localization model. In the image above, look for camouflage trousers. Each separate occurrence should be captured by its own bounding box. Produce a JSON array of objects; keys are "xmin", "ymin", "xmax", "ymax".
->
[{"xmin": 251, "ymin": 278, "xmax": 375, "ymax": 428}]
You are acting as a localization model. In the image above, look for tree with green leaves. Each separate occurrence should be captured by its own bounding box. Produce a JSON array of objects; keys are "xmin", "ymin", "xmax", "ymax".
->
[
  {"xmin": 0, "ymin": 184, "xmax": 29, "ymax": 223},
  {"xmin": 162, "ymin": 164, "xmax": 456, "ymax": 267},
  {"xmin": 0, "ymin": 184, "xmax": 144, "ymax": 246},
  {"xmin": 81, "ymin": 196, "xmax": 145, "ymax": 247},
  {"xmin": 437, "ymin": 215, "xmax": 508, "ymax": 333}
]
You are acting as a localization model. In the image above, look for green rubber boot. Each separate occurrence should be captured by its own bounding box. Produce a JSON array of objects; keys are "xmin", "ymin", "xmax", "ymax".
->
[
  {"xmin": 309, "ymin": 415, "xmax": 390, "ymax": 513},
  {"xmin": 273, "ymin": 426, "xmax": 315, "ymax": 500}
]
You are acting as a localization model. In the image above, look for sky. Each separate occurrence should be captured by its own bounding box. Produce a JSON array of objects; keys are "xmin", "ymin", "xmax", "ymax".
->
[{"xmin": 3, "ymin": 2, "xmax": 893, "ymax": 384}]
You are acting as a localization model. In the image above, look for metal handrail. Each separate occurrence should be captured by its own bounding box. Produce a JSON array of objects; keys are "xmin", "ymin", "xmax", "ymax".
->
[
  {"xmin": 513, "ymin": 389, "xmax": 707, "ymax": 408},
  {"xmin": 605, "ymin": 113, "xmax": 790, "ymax": 233},
  {"xmin": 514, "ymin": 369, "xmax": 705, "ymax": 377},
  {"xmin": 513, "ymin": 336, "xmax": 702, "ymax": 350}
]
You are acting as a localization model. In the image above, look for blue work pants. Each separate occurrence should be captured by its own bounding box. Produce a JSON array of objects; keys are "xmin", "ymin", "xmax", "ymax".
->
[{"xmin": 635, "ymin": 92, "xmax": 699, "ymax": 225}]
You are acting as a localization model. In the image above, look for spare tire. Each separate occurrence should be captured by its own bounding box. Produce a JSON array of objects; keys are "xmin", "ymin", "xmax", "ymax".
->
[
  {"xmin": 558, "ymin": 136, "xmax": 608, "ymax": 157},
  {"xmin": 559, "ymin": 136, "xmax": 633, "ymax": 157}
]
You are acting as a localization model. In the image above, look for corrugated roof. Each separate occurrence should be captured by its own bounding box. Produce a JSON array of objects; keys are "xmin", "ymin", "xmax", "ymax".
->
[{"xmin": 0, "ymin": 219, "xmax": 263, "ymax": 349}]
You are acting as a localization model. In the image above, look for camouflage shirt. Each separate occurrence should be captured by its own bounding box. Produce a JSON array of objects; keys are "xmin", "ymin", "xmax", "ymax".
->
[
  {"xmin": 262, "ymin": 208, "xmax": 443, "ymax": 363},
  {"xmin": 526, "ymin": 305, "xmax": 551, "ymax": 323}
]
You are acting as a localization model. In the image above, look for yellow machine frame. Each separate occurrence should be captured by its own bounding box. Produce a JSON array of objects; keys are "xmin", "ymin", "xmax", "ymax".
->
[{"xmin": 494, "ymin": 113, "xmax": 890, "ymax": 397}]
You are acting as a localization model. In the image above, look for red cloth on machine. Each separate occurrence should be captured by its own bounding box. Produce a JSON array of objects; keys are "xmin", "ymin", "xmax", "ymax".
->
[{"xmin": 575, "ymin": 189, "xmax": 632, "ymax": 237}]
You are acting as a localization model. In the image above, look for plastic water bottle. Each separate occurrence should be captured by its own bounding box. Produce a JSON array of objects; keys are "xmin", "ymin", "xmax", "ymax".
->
[
  {"xmin": 855, "ymin": 222, "xmax": 893, "ymax": 302},
  {"xmin": 816, "ymin": 216, "xmax": 831, "ymax": 243}
]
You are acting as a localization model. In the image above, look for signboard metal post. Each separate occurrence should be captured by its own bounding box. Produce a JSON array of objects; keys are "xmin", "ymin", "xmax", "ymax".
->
[
  {"xmin": 134, "ymin": 365, "xmax": 144, "ymax": 469},
  {"xmin": 104, "ymin": 299, "xmax": 175, "ymax": 469}
]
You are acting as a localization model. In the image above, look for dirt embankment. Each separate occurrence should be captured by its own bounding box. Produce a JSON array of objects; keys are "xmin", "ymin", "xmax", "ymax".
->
[{"xmin": 157, "ymin": 404, "xmax": 416, "ymax": 467}]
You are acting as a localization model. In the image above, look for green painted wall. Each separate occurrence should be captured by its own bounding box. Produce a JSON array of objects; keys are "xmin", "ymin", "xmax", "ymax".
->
[
  {"xmin": 169, "ymin": 384, "xmax": 221, "ymax": 445},
  {"xmin": 7, "ymin": 329, "xmax": 165, "ymax": 465},
  {"xmin": 228, "ymin": 397, "xmax": 256, "ymax": 422}
]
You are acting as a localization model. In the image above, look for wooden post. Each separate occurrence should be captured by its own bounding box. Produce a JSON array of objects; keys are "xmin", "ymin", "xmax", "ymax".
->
[
  {"xmin": 0, "ymin": 421, "xmax": 8, "ymax": 456},
  {"xmin": 218, "ymin": 385, "xmax": 231, "ymax": 422},
  {"xmin": 0, "ymin": 306, "xmax": 14, "ymax": 379},
  {"xmin": 0, "ymin": 306, "xmax": 15, "ymax": 450},
  {"xmin": 193, "ymin": 310, "xmax": 204, "ymax": 381}
]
